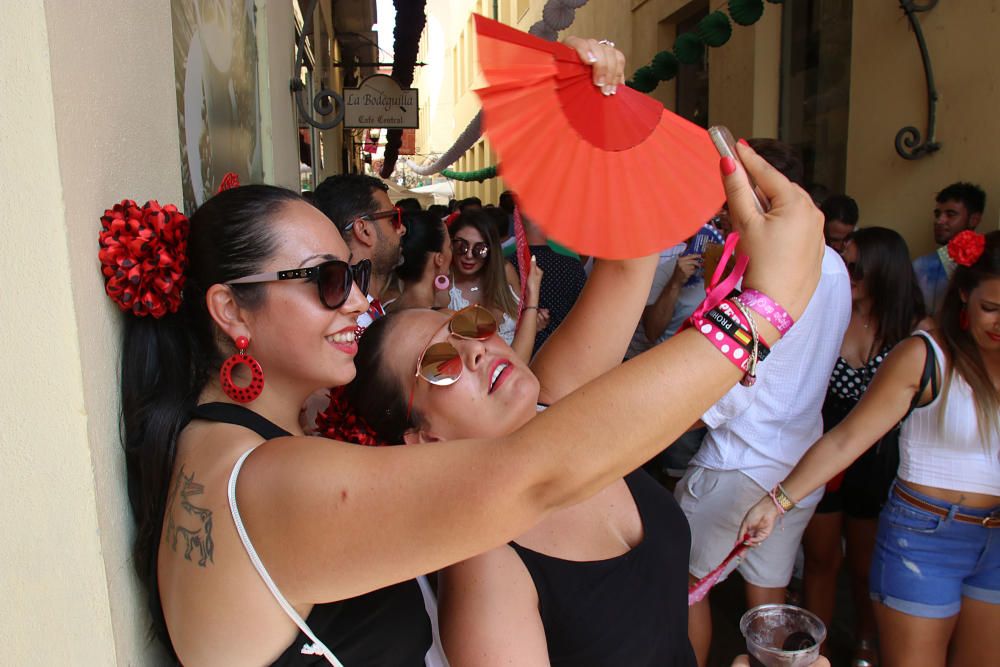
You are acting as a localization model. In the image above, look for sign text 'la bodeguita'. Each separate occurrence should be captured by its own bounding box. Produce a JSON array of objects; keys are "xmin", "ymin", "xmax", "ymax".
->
[{"xmin": 344, "ymin": 75, "xmax": 419, "ymax": 129}]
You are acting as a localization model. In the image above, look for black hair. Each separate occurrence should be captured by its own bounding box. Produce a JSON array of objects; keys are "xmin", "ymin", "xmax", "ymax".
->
[
  {"xmin": 936, "ymin": 182, "xmax": 986, "ymax": 215},
  {"xmin": 821, "ymin": 194, "xmax": 859, "ymax": 226},
  {"xmin": 498, "ymin": 191, "xmax": 516, "ymax": 214},
  {"xmin": 427, "ymin": 204, "xmax": 449, "ymax": 220},
  {"xmin": 122, "ymin": 184, "xmax": 300, "ymax": 650},
  {"xmin": 458, "ymin": 196, "xmax": 483, "ymax": 212},
  {"xmin": 396, "ymin": 211, "xmax": 447, "ymax": 283},
  {"xmin": 485, "ymin": 206, "xmax": 511, "ymax": 241},
  {"xmin": 851, "ymin": 227, "xmax": 925, "ymax": 348},
  {"xmin": 748, "ymin": 138, "xmax": 805, "ymax": 187},
  {"xmin": 313, "ymin": 173, "xmax": 389, "ymax": 233},
  {"xmin": 345, "ymin": 313, "xmax": 416, "ymax": 444},
  {"xmin": 938, "ymin": 230, "xmax": 1000, "ymax": 440},
  {"xmin": 395, "ymin": 197, "xmax": 422, "ymax": 213}
]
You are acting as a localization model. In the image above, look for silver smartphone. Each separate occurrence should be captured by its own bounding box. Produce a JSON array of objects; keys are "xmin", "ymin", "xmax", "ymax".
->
[{"xmin": 708, "ymin": 125, "xmax": 770, "ymax": 214}]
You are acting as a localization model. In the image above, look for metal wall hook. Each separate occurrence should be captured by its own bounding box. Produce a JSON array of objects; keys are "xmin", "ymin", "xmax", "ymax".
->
[
  {"xmin": 895, "ymin": 0, "xmax": 941, "ymax": 160},
  {"xmin": 292, "ymin": 0, "xmax": 345, "ymax": 130}
]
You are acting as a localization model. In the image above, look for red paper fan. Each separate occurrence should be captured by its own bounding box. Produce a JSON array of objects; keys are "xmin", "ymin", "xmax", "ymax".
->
[{"xmin": 473, "ymin": 15, "xmax": 725, "ymax": 259}]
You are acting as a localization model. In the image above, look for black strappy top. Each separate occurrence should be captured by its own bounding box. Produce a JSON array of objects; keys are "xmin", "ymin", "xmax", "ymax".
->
[
  {"xmin": 190, "ymin": 403, "xmax": 431, "ymax": 666},
  {"xmin": 509, "ymin": 470, "xmax": 697, "ymax": 667}
]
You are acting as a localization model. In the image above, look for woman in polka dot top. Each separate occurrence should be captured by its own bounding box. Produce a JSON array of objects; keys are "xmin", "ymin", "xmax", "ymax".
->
[{"xmin": 802, "ymin": 226, "xmax": 930, "ymax": 665}]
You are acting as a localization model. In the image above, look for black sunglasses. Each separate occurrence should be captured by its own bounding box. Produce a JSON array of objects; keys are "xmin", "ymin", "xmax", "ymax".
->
[
  {"xmin": 226, "ymin": 258, "xmax": 371, "ymax": 309},
  {"xmin": 452, "ymin": 238, "xmax": 489, "ymax": 260}
]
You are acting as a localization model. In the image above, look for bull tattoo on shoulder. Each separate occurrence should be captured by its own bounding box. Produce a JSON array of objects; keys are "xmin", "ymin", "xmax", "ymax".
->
[{"xmin": 165, "ymin": 466, "xmax": 215, "ymax": 566}]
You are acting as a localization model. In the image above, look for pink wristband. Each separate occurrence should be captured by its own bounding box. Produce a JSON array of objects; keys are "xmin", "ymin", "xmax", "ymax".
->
[
  {"xmin": 692, "ymin": 317, "xmax": 754, "ymax": 373},
  {"xmin": 739, "ymin": 289, "xmax": 794, "ymax": 336}
]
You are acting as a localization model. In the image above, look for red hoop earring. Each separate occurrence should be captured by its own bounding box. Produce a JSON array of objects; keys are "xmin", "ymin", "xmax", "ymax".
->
[
  {"xmin": 220, "ymin": 336, "xmax": 265, "ymax": 403},
  {"xmin": 959, "ymin": 306, "xmax": 970, "ymax": 331}
]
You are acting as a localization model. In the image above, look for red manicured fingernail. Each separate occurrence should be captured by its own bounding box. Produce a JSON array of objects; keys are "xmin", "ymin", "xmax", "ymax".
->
[
  {"xmin": 721, "ymin": 156, "xmax": 737, "ymax": 175},
  {"xmin": 738, "ymin": 138, "xmax": 749, "ymax": 147}
]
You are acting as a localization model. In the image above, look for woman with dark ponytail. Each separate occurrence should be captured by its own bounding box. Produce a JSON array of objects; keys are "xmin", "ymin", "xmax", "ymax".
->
[
  {"xmin": 743, "ymin": 230, "xmax": 1000, "ymax": 667},
  {"xmin": 109, "ymin": 134, "xmax": 825, "ymax": 662}
]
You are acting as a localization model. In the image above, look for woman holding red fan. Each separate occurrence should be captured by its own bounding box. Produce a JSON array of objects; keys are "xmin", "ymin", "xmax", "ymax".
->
[
  {"xmin": 108, "ymin": 40, "xmax": 825, "ymax": 667},
  {"xmin": 742, "ymin": 230, "xmax": 1000, "ymax": 667}
]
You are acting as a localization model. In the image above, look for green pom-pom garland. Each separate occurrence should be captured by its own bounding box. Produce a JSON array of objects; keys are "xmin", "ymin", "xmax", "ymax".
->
[
  {"xmin": 650, "ymin": 51, "xmax": 679, "ymax": 81},
  {"xmin": 673, "ymin": 32, "xmax": 705, "ymax": 65},
  {"xmin": 728, "ymin": 0, "xmax": 764, "ymax": 26},
  {"xmin": 696, "ymin": 11, "xmax": 733, "ymax": 48},
  {"xmin": 628, "ymin": 65, "xmax": 659, "ymax": 92},
  {"xmin": 442, "ymin": 165, "xmax": 498, "ymax": 182}
]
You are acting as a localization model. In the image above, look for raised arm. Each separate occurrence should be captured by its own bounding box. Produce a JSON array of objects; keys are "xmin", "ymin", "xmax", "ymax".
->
[
  {"xmin": 740, "ymin": 335, "xmax": 933, "ymax": 543},
  {"xmin": 238, "ymin": 142, "xmax": 826, "ymax": 606},
  {"xmin": 510, "ymin": 257, "xmax": 542, "ymax": 362}
]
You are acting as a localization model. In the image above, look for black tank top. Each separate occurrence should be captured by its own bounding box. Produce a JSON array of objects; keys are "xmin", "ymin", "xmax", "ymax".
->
[
  {"xmin": 509, "ymin": 470, "xmax": 696, "ymax": 667},
  {"xmin": 190, "ymin": 403, "xmax": 432, "ymax": 666}
]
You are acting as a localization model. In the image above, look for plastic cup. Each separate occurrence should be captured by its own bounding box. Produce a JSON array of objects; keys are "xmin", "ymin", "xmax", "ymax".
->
[{"xmin": 739, "ymin": 603, "xmax": 826, "ymax": 667}]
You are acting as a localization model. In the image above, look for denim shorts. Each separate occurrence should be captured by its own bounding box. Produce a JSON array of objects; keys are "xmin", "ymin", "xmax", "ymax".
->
[{"xmin": 869, "ymin": 480, "xmax": 1000, "ymax": 618}]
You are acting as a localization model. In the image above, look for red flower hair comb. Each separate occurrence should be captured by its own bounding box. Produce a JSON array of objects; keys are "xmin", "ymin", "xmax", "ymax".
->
[
  {"xmin": 98, "ymin": 200, "xmax": 189, "ymax": 317},
  {"xmin": 217, "ymin": 172, "xmax": 240, "ymax": 193},
  {"xmin": 948, "ymin": 230, "xmax": 986, "ymax": 267}
]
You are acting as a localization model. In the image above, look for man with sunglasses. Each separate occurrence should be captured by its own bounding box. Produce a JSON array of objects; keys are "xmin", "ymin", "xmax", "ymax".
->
[{"xmin": 313, "ymin": 174, "xmax": 407, "ymax": 328}]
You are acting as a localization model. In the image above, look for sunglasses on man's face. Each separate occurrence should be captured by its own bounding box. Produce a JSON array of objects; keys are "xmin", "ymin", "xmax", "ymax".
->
[
  {"xmin": 452, "ymin": 238, "xmax": 489, "ymax": 260},
  {"xmin": 226, "ymin": 258, "xmax": 371, "ymax": 310},
  {"xmin": 344, "ymin": 207, "xmax": 404, "ymax": 233},
  {"xmin": 407, "ymin": 305, "xmax": 499, "ymax": 418}
]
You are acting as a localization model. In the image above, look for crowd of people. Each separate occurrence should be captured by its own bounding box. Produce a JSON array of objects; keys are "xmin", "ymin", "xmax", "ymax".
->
[{"xmin": 103, "ymin": 36, "xmax": 1000, "ymax": 667}]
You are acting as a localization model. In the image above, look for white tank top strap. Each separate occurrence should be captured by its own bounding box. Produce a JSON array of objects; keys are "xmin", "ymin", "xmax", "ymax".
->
[
  {"xmin": 910, "ymin": 330, "xmax": 945, "ymax": 408},
  {"xmin": 228, "ymin": 447, "xmax": 344, "ymax": 666}
]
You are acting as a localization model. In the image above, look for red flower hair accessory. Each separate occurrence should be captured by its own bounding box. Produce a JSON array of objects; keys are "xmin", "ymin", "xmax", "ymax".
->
[
  {"xmin": 315, "ymin": 386, "xmax": 386, "ymax": 447},
  {"xmin": 948, "ymin": 230, "xmax": 986, "ymax": 267},
  {"xmin": 98, "ymin": 199, "xmax": 189, "ymax": 318},
  {"xmin": 217, "ymin": 172, "xmax": 240, "ymax": 193}
]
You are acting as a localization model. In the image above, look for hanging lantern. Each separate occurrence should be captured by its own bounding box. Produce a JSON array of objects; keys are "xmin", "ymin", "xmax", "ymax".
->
[
  {"xmin": 673, "ymin": 32, "xmax": 705, "ymax": 65},
  {"xmin": 728, "ymin": 0, "xmax": 765, "ymax": 26},
  {"xmin": 650, "ymin": 50, "xmax": 678, "ymax": 81},
  {"xmin": 697, "ymin": 11, "xmax": 733, "ymax": 47}
]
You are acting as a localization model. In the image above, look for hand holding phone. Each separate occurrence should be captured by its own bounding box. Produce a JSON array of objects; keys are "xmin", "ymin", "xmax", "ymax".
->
[{"xmin": 708, "ymin": 126, "xmax": 770, "ymax": 214}]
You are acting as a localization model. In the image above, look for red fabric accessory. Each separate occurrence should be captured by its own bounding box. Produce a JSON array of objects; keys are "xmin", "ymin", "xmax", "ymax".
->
[
  {"xmin": 513, "ymin": 206, "xmax": 530, "ymax": 324},
  {"xmin": 947, "ymin": 230, "xmax": 986, "ymax": 267},
  {"xmin": 315, "ymin": 386, "xmax": 385, "ymax": 446},
  {"xmin": 473, "ymin": 14, "xmax": 725, "ymax": 259},
  {"xmin": 688, "ymin": 535, "xmax": 751, "ymax": 606},
  {"xmin": 960, "ymin": 306, "xmax": 970, "ymax": 331},
  {"xmin": 98, "ymin": 199, "xmax": 189, "ymax": 318},
  {"xmin": 217, "ymin": 172, "xmax": 240, "ymax": 193},
  {"xmin": 444, "ymin": 211, "xmax": 461, "ymax": 228},
  {"xmin": 219, "ymin": 336, "xmax": 265, "ymax": 403}
]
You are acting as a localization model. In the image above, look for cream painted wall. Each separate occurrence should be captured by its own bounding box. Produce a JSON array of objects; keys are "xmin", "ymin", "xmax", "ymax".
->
[
  {"xmin": 1, "ymin": 2, "xmax": 128, "ymax": 664},
  {"xmin": 846, "ymin": 1, "xmax": 1000, "ymax": 257},
  {"xmin": 260, "ymin": 0, "xmax": 302, "ymax": 190}
]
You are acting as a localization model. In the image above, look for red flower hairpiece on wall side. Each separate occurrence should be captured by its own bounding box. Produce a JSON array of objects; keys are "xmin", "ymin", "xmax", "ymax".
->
[
  {"xmin": 217, "ymin": 172, "xmax": 240, "ymax": 193},
  {"xmin": 947, "ymin": 230, "xmax": 986, "ymax": 267},
  {"xmin": 315, "ymin": 386, "xmax": 386, "ymax": 447},
  {"xmin": 98, "ymin": 199, "xmax": 189, "ymax": 318}
]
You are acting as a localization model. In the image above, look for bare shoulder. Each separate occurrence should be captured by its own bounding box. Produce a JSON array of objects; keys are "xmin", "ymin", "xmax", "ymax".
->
[{"xmin": 440, "ymin": 544, "xmax": 538, "ymax": 616}]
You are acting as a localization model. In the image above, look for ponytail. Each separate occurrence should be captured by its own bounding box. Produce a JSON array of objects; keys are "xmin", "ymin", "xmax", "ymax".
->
[{"xmin": 106, "ymin": 185, "xmax": 299, "ymax": 648}]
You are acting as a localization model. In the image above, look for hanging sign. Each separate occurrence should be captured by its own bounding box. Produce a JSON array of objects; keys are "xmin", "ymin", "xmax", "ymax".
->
[{"xmin": 345, "ymin": 74, "xmax": 419, "ymax": 129}]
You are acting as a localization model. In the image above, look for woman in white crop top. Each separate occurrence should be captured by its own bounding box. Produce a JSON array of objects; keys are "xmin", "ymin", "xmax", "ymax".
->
[{"xmin": 743, "ymin": 230, "xmax": 1000, "ymax": 667}]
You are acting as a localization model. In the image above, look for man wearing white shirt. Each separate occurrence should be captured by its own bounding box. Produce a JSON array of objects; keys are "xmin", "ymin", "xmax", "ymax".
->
[{"xmin": 676, "ymin": 245, "xmax": 851, "ymax": 664}]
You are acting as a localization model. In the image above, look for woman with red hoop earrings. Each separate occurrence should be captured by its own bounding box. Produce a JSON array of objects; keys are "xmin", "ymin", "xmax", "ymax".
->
[
  {"xmin": 742, "ymin": 230, "xmax": 1000, "ymax": 667},
  {"xmin": 103, "ymin": 68, "xmax": 827, "ymax": 667}
]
